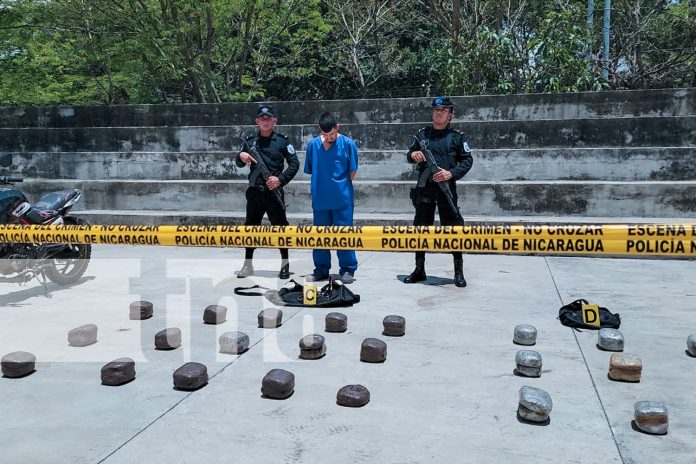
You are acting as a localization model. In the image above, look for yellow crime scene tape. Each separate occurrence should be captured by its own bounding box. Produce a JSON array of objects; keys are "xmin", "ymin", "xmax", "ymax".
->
[{"xmin": 0, "ymin": 223, "xmax": 695, "ymax": 258}]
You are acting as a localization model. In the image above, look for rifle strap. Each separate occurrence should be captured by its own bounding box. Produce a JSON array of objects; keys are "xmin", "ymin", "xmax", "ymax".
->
[
  {"xmin": 248, "ymin": 167, "xmax": 262, "ymax": 186},
  {"xmin": 416, "ymin": 170, "xmax": 430, "ymax": 187},
  {"xmin": 234, "ymin": 284, "xmax": 271, "ymax": 296}
]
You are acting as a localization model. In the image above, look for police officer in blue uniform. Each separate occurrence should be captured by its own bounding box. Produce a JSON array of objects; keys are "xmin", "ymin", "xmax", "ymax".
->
[
  {"xmin": 404, "ymin": 97, "xmax": 473, "ymax": 287},
  {"xmin": 235, "ymin": 105, "xmax": 299, "ymax": 279}
]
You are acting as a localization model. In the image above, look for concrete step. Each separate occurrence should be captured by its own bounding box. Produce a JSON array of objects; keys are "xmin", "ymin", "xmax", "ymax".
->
[
  {"xmin": 2, "ymin": 116, "xmax": 695, "ymax": 152},
  {"xmin": 72, "ymin": 210, "xmax": 694, "ymax": 226},
  {"xmin": 19, "ymin": 179, "xmax": 696, "ymax": 217},
  {"xmin": 1, "ymin": 89, "xmax": 693, "ymax": 128},
  {"xmin": 5, "ymin": 147, "xmax": 696, "ymax": 181}
]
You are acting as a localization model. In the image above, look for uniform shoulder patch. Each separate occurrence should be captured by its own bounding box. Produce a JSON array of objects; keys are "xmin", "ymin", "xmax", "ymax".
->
[
  {"xmin": 287, "ymin": 144, "xmax": 296, "ymax": 155},
  {"xmin": 452, "ymin": 130, "xmax": 471, "ymax": 153},
  {"xmin": 462, "ymin": 140, "xmax": 472, "ymax": 153}
]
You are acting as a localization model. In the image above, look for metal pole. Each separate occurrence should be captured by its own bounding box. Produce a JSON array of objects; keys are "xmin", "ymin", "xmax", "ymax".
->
[
  {"xmin": 602, "ymin": 0, "xmax": 611, "ymax": 80},
  {"xmin": 587, "ymin": 0, "xmax": 595, "ymax": 67},
  {"xmin": 588, "ymin": 0, "xmax": 594, "ymax": 27}
]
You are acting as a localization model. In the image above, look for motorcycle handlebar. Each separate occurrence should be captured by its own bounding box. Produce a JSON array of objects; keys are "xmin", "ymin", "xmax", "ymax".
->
[{"xmin": 0, "ymin": 176, "xmax": 23, "ymax": 184}]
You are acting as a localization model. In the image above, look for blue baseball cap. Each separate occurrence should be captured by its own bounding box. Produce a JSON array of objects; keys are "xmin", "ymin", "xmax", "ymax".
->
[{"xmin": 431, "ymin": 97, "xmax": 453, "ymax": 109}]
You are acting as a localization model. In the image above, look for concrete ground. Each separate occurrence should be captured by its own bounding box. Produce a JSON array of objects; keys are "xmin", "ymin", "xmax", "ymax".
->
[{"xmin": 0, "ymin": 245, "xmax": 694, "ymax": 464}]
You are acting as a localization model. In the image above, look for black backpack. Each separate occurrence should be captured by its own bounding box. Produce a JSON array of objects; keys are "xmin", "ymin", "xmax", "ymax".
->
[
  {"xmin": 558, "ymin": 299, "xmax": 621, "ymax": 330},
  {"xmin": 235, "ymin": 278, "xmax": 360, "ymax": 308}
]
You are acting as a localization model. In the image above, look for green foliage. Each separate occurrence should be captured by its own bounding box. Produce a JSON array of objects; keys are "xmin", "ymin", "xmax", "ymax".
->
[
  {"xmin": 445, "ymin": 25, "xmax": 526, "ymax": 95},
  {"xmin": 525, "ymin": 5, "xmax": 605, "ymax": 92},
  {"xmin": 1, "ymin": 0, "xmax": 329, "ymax": 104},
  {"xmin": 611, "ymin": 0, "xmax": 696, "ymax": 88},
  {"xmin": 0, "ymin": 1, "xmax": 91, "ymax": 104},
  {"xmin": 435, "ymin": 2, "xmax": 605, "ymax": 95},
  {"xmin": 0, "ymin": 0, "xmax": 692, "ymax": 104}
]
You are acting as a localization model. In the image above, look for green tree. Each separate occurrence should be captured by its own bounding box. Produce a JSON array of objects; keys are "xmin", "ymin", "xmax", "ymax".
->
[
  {"xmin": 610, "ymin": 0, "xmax": 696, "ymax": 88},
  {"xmin": 1, "ymin": 0, "xmax": 694, "ymax": 104},
  {"xmin": 1, "ymin": 0, "xmax": 329, "ymax": 104},
  {"xmin": 420, "ymin": 0, "xmax": 605, "ymax": 95},
  {"xmin": 525, "ymin": 3, "xmax": 605, "ymax": 92},
  {"xmin": 0, "ymin": 0, "xmax": 98, "ymax": 104}
]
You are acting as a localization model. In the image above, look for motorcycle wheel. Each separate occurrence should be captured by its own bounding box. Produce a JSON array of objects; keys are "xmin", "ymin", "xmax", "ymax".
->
[{"xmin": 44, "ymin": 217, "xmax": 92, "ymax": 286}]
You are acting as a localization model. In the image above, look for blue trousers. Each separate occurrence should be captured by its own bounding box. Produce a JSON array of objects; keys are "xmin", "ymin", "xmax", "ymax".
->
[{"xmin": 312, "ymin": 206, "xmax": 358, "ymax": 276}]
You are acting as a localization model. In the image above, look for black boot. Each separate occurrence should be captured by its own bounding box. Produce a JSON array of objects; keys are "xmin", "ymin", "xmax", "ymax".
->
[
  {"xmin": 278, "ymin": 261, "xmax": 290, "ymax": 279},
  {"xmin": 453, "ymin": 255, "xmax": 467, "ymax": 288},
  {"xmin": 404, "ymin": 253, "xmax": 426, "ymax": 284}
]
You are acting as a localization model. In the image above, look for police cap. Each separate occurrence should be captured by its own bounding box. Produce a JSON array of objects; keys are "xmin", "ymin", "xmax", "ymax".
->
[
  {"xmin": 256, "ymin": 105, "xmax": 276, "ymax": 118},
  {"xmin": 431, "ymin": 97, "xmax": 454, "ymax": 109}
]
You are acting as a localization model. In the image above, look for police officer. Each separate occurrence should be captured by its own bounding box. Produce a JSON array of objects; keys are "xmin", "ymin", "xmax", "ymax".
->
[
  {"xmin": 404, "ymin": 96, "xmax": 473, "ymax": 287},
  {"xmin": 235, "ymin": 104, "xmax": 299, "ymax": 279}
]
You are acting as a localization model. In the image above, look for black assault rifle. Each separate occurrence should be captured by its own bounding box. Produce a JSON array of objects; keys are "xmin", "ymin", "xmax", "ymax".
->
[
  {"xmin": 413, "ymin": 135, "xmax": 464, "ymax": 225},
  {"xmin": 246, "ymin": 143, "xmax": 286, "ymax": 211}
]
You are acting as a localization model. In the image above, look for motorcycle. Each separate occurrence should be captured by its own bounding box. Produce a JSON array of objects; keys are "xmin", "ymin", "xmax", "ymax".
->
[{"xmin": 0, "ymin": 176, "xmax": 91, "ymax": 286}]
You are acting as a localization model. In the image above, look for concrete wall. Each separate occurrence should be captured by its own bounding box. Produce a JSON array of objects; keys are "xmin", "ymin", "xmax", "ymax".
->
[
  {"xmin": 2, "ymin": 117, "xmax": 695, "ymax": 152},
  {"xmin": 6, "ymin": 148, "xmax": 696, "ymax": 182},
  {"xmin": 1, "ymin": 88, "xmax": 694, "ymax": 127},
  {"xmin": 1, "ymin": 88, "xmax": 695, "ymax": 223}
]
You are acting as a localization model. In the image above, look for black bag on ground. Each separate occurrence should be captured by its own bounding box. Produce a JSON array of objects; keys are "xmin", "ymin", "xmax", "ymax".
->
[
  {"xmin": 235, "ymin": 278, "xmax": 360, "ymax": 308},
  {"xmin": 558, "ymin": 299, "xmax": 621, "ymax": 330}
]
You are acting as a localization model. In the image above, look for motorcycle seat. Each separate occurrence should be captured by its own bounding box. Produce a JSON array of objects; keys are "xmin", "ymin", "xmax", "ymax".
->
[{"xmin": 26, "ymin": 189, "xmax": 81, "ymax": 224}]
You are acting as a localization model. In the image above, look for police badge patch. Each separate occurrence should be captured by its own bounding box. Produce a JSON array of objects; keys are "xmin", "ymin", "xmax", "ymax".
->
[
  {"xmin": 287, "ymin": 144, "xmax": 296, "ymax": 155},
  {"xmin": 462, "ymin": 141, "xmax": 472, "ymax": 153}
]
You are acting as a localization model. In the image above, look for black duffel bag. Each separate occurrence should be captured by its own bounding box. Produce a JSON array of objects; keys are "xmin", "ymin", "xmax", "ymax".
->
[
  {"xmin": 235, "ymin": 278, "xmax": 360, "ymax": 308},
  {"xmin": 558, "ymin": 299, "xmax": 621, "ymax": 330}
]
